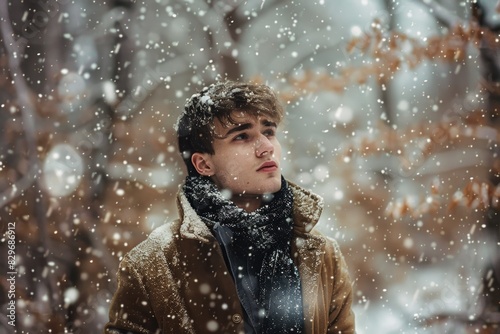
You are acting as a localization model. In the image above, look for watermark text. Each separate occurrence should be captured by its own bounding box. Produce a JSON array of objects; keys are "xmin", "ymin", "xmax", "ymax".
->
[{"xmin": 6, "ymin": 222, "xmax": 16, "ymax": 327}]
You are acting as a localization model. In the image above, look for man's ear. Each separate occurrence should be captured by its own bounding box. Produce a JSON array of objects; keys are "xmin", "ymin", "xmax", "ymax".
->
[{"xmin": 191, "ymin": 153, "xmax": 214, "ymax": 176}]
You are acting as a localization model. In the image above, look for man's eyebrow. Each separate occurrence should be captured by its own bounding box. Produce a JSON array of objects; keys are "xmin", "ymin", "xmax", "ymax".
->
[
  {"xmin": 220, "ymin": 119, "xmax": 277, "ymax": 138},
  {"xmin": 262, "ymin": 120, "xmax": 277, "ymax": 128},
  {"xmin": 224, "ymin": 123, "xmax": 253, "ymax": 137}
]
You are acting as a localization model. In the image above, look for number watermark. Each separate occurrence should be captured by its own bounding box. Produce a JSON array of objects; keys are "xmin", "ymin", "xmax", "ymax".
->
[{"xmin": 6, "ymin": 222, "xmax": 16, "ymax": 327}]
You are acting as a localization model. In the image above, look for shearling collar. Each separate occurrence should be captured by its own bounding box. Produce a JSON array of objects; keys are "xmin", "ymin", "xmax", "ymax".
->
[
  {"xmin": 176, "ymin": 179, "xmax": 324, "ymax": 245},
  {"xmin": 288, "ymin": 181, "xmax": 323, "ymax": 236}
]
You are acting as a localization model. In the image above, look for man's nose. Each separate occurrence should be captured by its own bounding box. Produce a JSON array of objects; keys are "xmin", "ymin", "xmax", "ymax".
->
[{"xmin": 255, "ymin": 135, "xmax": 274, "ymax": 157}]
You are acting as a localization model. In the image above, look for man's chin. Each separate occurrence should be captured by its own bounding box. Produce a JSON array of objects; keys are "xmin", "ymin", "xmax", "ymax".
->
[{"xmin": 262, "ymin": 177, "xmax": 282, "ymax": 194}]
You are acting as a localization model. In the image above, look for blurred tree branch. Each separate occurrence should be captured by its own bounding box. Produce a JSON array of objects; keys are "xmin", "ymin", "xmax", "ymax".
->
[
  {"xmin": 415, "ymin": 0, "xmax": 463, "ymax": 27},
  {"xmin": 0, "ymin": 0, "xmax": 57, "ymax": 316}
]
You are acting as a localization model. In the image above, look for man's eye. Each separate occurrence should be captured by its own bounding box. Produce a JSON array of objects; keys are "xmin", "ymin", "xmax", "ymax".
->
[
  {"xmin": 264, "ymin": 129, "xmax": 276, "ymax": 137},
  {"xmin": 234, "ymin": 133, "xmax": 248, "ymax": 140}
]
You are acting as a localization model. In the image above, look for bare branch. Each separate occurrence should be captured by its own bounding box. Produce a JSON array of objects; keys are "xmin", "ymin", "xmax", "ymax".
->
[
  {"xmin": 0, "ymin": 4, "xmax": 39, "ymax": 158},
  {"xmin": 114, "ymin": 58, "xmax": 193, "ymax": 118},
  {"xmin": 0, "ymin": 164, "xmax": 39, "ymax": 207},
  {"xmin": 415, "ymin": 0, "xmax": 464, "ymax": 28},
  {"xmin": 0, "ymin": 0, "xmax": 56, "ymax": 314},
  {"xmin": 265, "ymin": 29, "xmax": 344, "ymax": 76}
]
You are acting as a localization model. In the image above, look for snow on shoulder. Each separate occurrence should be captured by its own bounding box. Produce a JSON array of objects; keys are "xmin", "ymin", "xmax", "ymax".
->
[{"xmin": 125, "ymin": 223, "xmax": 174, "ymax": 265}]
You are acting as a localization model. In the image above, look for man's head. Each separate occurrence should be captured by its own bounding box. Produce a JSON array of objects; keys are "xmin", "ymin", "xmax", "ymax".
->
[
  {"xmin": 176, "ymin": 81, "xmax": 284, "ymax": 174},
  {"xmin": 176, "ymin": 81, "xmax": 285, "ymax": 204}
]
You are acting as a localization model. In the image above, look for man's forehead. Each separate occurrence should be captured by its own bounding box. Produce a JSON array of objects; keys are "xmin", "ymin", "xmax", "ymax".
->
[{"xmin": 220, "ymin": 111, "xmax": 276, "ymax": 128}]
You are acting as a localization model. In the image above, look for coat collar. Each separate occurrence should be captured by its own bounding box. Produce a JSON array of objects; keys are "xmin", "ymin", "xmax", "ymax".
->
[
  {"xmin": 176, "ymin": 191, "xmax": 214, "ymax": 242},
  {"xmin": 176, "ymin": 179, "xmax": 325, "ymax": 248},
  {"xmin": 288, "ymin": 181, "xmax": 323, "ymax": 238}
]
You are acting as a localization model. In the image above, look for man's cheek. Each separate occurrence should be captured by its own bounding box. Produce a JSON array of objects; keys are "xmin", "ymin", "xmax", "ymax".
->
[
  {"xmin": 220, "ymin": 163, "xmax": 242, "ymax": 183},
  {"xmin": 230, "ymin": 159, "xmax": 242, "ymax": 171}
]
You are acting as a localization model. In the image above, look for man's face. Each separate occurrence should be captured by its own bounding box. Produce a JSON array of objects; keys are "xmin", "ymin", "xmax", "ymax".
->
[{"xmin": 198, "ymin": 111, "xmax": 282, "ymax": 197}]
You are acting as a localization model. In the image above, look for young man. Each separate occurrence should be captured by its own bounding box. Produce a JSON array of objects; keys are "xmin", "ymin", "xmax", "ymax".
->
[{"xmin": 105, "ymin": 81, "xmax": 355, "ymax": 334}]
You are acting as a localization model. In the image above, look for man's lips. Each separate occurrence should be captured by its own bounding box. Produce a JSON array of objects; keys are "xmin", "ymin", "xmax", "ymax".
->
[{"xmin": 257, "ymin": 161, "xmax": 278, "ymax": 172}]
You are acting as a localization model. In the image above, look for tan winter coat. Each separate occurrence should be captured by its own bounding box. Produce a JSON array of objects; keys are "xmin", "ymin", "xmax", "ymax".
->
[{"xmin": 105, "ymin": 182, "xmax": 355, "ymax": 334}]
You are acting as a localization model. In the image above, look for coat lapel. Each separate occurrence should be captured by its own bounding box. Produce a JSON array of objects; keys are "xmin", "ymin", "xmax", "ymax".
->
[
  {"xmin": 288, "ymin": 181, "xmax": 326, "ymax": 327},
  {"xmin": 294, "ymin": 234, "xmax": 325, "ymax": 328}
]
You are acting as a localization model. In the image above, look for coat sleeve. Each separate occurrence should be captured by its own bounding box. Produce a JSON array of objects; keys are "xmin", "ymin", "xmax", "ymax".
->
[
  {"xmin": 327, "ymin": 238, "xmax": 356, "ymax": 334},
  {"xmin": 104, "ymin": 255, "xmax": 160, "ymax": 334}
]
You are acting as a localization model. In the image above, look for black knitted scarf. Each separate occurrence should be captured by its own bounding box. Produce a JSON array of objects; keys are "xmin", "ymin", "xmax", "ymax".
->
[{"xmin": 183, "ymin": 176, "xmax": 305, "ymax": 334}]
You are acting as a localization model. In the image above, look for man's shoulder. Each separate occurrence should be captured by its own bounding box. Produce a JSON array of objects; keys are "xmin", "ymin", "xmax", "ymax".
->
[
  {"xmin": 308, "ymin": 229, "xmax": 344, "ymax": 257},
  {"xmin": 313, "ymin": 230, "xmax": 350, "ymax": 272},
  {"xmin": 124, "ymin": 220, "xmax": 181, "ymax": 267}
]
